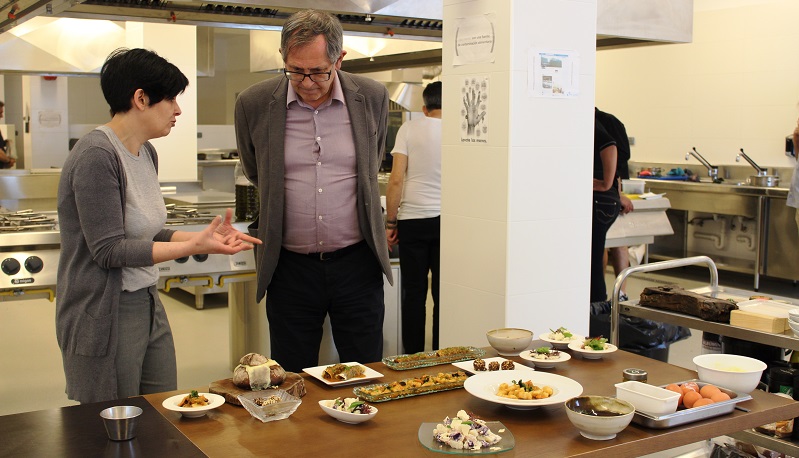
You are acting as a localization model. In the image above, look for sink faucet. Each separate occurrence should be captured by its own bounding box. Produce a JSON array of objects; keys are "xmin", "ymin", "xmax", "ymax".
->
[
  {"xmin": 685, "ymin": 147, "xmax": 719, "ymax": 180},
  {"xmin": 736, "ymin": 148, "xmax": 768, "ymax": 176}
]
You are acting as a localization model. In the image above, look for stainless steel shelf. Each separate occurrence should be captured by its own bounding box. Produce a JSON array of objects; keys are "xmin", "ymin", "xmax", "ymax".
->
[
  {"xmin": 620, "ymin": 303, "xmax": 799, "ymax": 351},
  {"xmin": 728, "ymin": 430, "xmax": 799, "ymax": 456}
]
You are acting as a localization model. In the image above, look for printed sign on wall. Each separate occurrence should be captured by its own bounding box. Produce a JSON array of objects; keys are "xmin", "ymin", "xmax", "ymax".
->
[
  {"xmin": 460, "ymin": 75, "xmax": 489, "ymax": 144},
  {"xmin": 453, "ymin": 13, "xmax": 497, "ymax": 66},
  {"xmin": 528, "ymin": 49, "xmax": 580, "ymax": 98}
]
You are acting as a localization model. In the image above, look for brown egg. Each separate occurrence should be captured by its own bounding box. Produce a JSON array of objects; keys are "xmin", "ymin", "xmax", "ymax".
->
[
  {"xmin": 665, "ymin": 384, "xmax": 684, "ymax": 406},
  {"xmin": 710, "ymin": 392, "xmax": 731, "ymax": 402},
  {"xmin": 699, "ymin": 384, "xmax": 721, "ymax": 399},
  {"xmin": 692, "ymin": 398, "xmax": 715, "ymax": 408},
  {"xmin": 683, "ymin": 390, "xmax": 702, "ymax": 408},
  {"xmin": 681, "ymin": 382, "xmax": 700, "ymax": 394}
]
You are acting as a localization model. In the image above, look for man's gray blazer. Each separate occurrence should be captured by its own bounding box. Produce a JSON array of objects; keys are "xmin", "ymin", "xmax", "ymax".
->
[{"xmin": 235, "ymin": 70, "xmax": 393, "ymax": 301}]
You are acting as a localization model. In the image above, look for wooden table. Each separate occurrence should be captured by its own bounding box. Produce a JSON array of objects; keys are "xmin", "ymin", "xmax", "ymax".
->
[{"xmin": 142, "ymin": 348, "xmax": 799, "ymax": 458}]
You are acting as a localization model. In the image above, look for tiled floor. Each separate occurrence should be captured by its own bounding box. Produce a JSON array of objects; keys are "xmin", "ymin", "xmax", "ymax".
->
[{"xmin": 1, "ymin": 265, "xmax": 797, "ymax": 456}]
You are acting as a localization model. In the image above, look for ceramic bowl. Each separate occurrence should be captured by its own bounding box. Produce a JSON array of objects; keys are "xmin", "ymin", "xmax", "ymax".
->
[
  {"xmin": 564, "ymin": 396, "xmax": 635, "ymax": 440},
  {"xmin": 486, "ymin": 328, "xmax": 534, "ymax": 356},
  {"xmin": 788, "ymin": 319, "xmax": 799, "ymax": 337},
  {"xmin": 319, "ymin": 399, "xmax": 378, "ymax": 424},
  {"xmin": 567, "ymin": 340, "xmax": 618, "ymax": 360},
  {"xmin": 518, "ymin": 348, "xmax": 571, "ymax": 369},
  {"xmin": 693, "ymin": 354, "xmax": 767, "ymax": 393}
]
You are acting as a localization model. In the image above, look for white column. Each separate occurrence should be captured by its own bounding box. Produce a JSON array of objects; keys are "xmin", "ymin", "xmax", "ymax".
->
[
  {"xmin": 440, "ymin": 0, "xmax": 598, "ymax": 345},
  {"xmin": 126, "ymin": 22, "xmax": 198, "ymax": 182}
]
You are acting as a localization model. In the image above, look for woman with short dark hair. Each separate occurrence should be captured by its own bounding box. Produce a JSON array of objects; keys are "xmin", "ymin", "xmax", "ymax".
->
[{"xmin": 56, "ymin": 48, "xmax": 260, "ymax": 403}]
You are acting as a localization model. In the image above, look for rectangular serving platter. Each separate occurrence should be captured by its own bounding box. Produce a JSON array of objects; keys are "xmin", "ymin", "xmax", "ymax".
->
[
  {"xmin": 353, "ymin": 371, "xmax": 468, "ymax": 402},
  {"xmin": 631, "ymin": 379, "xmax": 752, "ymax": 429},
  {"xmin": 382, "ymin": 346, "xmax": 486, "ymax": 370}
]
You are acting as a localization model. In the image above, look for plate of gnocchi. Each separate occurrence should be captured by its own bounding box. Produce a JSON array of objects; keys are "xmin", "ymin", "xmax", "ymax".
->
[{"xmin": 463, "ymin": 370, "xmax": 583, "ymax": 410}]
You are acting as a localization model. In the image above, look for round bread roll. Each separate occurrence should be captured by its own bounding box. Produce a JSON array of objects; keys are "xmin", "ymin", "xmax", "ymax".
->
[{"xmin": 232, "ymin": 353, "xmax": 286, "ymax": 390}]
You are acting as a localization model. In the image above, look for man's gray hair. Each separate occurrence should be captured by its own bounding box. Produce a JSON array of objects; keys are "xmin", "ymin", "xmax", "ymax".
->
[{"xmin": 280, "ymin": 9, "xmax": 344, "ymax": 65}]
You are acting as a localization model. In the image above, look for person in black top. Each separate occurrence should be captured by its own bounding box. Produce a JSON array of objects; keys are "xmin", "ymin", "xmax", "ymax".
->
[
  {"xmin": 591, "ymin": 114, "xmax": 620, "ymax": 303},
  {"xmin": 596, "ymin": 108, "xmax": 633, "ymax": 299},
  {"xmin": 0, "ymin": 101, "xmax": 15, "ymax": 169}
]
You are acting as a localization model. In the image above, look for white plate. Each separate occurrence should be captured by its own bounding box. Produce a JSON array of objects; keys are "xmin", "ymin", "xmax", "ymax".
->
[
  {"xmin": 303, "ymin": 362, "xmax": 383, "ymax": 386},
  {"xmin": 452, "ymin": 357, "xmax": 534, "ymax": 375},
  {"xmin": 162, "ymin": 392, "xmax": 225, "ymax": 418},
  {"xmin": 318, "ymin": 400, "xmax": 378, "ymax": 424},
  {"xmin": 539, "ymin": 332, "xmax": 584, "ymax": 350},
  {"xmin": 518, "ymin": 349, "xmax": 571, "ymax": 369},
  {"xmin": 736, "ymin": 299, "xmax": 796, "ymax": 318},
  {"xmin": 567, "ymin": 341, "xmax": 618, "ymax": 359},
  {"xmin": 463, "ymin": 370, "xmax": 583, "ymax": 410}
]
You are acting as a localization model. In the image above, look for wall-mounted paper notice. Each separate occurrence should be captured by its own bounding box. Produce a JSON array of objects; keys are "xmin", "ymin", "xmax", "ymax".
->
[
  {"xmin": 453, "ymin": 13, "xmax": 496, "ymax": 66},
  {"xmin": 460, "ymin": 75, "xmax": 489, "ymax": 144},
  {"xmin": 528, "ymin": 49, "xmax": 580, "ymax": 98}
]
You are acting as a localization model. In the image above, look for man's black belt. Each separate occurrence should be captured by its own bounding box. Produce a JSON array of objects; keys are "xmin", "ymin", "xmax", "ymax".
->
[{"xmin": 306, "ymin": 240, "xmax": 366, "ymax": 261}]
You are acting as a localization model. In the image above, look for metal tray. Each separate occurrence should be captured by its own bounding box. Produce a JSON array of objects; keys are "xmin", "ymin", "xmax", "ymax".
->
[
  {"xmin": 353, "ymin": 371, "xmax": 469, "ymax": 402},
  {"xmin": 382, "ymin": 346, "xmax": 486, "ymax": 370},
  {"xmin": 631, "ymin": 379, "xmax": 752, "ymax": 429}
]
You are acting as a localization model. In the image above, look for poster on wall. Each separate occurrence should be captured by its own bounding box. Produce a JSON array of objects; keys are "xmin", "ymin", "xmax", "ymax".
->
[
  {"xmin": 528, "ymin": 49, "xmax": 580, "ymax": 98},
  {"xmin": 460, "ymin": 75, "xmax": 489, "ymax": 144},
  {"xmin": 453, "ymin": 13, "xmax": 496, "ymax": 66}
]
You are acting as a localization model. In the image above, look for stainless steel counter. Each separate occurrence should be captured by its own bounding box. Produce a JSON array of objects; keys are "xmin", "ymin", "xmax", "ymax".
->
[{"xmin": 637, "ymin": 178, "xmax": 797, "ymax": 288}]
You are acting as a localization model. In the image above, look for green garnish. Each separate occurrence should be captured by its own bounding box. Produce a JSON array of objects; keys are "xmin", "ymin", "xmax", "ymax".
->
[
  {"xmin": 550, "ymin": 327, "xmax": 573, "ymax": 338},
  {"xmin": 189, "ymin": 390, "xmax": 199, "ymax": 398},
  {"xmin": 584, "ymin": 336, "xmax": 608, "ymax": 351},
  {"xmin": 534, "ymin": 346, "xmax": 552, "ymax": 354},
  {"xmin": 348, "ymin": 401, "xmax": 364, "ymax": 412}
]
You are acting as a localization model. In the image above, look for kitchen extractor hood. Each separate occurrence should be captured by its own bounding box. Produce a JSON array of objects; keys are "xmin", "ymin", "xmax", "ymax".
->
[
  {"xmin": 0, "ymin": 0, "xmax": 692, "ymax": 76},
  {"xmin": 59, "ymin": 0, "xmax": 443, "ymax": 39},
  {"xmin": 55, "ymin": 0, "xmax": 690, "ymax": 46}
]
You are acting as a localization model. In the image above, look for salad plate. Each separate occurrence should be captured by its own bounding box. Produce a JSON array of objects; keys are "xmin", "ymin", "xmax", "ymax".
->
[
  {"xmin": 567, "ymin": 340, "xmax": 618, "ymax": 360},
  {"xmin": 319, "ymin": 399, "xmax": 378, "ymax": 424},
  {"xmin": 539, "ymin": 332, "xmax": 584, "ymax": 350},
  {"xmin": 162, "ymin": 392, "xmax": 225, "ymax": 418},
  {"xmin": 518, "ymin": 348, "xmax": 571, "ymax": 369},
  {"xmin": 418, "ymin": 421, "xmax": 515, "ymax": 455},
  {"xmin": 303, "ymin": 362, "xmax": 383, "ymax": 386},
  {"xmin": 452, "ymin": 357, "xmax": 534, "ymax": 375},
  {"xmin": 463, "ymin": 370, "xmax": 583, "ymax": 410}
]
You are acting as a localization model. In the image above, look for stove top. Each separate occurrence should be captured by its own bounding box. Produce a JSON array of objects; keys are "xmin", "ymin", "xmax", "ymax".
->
[
  {"xmin": 165, "ymin": 205, "xmax": 217, "ymax": 226},
  {"xmin": 0, "ymin": 210, "xmax": 57, "ymax": 232}
]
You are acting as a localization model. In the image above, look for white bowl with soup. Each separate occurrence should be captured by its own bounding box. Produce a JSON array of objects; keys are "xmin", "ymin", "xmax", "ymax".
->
[{"xmin": 693, "ymin": 354, "xmax": 766, "ymax": 393}]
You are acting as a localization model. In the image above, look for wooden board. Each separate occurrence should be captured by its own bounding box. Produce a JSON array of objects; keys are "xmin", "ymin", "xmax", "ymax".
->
[
  {"xmin": 730, "ymin": 309, "xmax": 789, "ymax": 333},
  {"xmin": 209, "ymin": 372, "xmax": 306, "ymax": 406}
]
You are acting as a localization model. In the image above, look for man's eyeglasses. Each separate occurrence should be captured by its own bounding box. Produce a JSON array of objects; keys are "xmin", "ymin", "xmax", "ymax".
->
[{"xmin": 284, "ymin": 69, "xmax": 333, "ymax": 83}]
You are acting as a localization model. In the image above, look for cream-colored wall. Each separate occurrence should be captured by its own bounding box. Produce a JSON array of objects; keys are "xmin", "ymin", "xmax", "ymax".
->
[{"xmin": 596, "ymin": 0, "xmax": 799, "ymax": 171}]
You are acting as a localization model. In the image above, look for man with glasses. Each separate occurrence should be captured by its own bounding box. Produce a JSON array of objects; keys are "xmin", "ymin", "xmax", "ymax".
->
[{"xmin": 235, "ymin": 9, "xmax": 392, "ymax": 372}]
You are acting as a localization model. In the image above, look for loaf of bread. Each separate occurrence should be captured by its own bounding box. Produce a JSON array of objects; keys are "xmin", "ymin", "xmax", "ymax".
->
[{"xmin": 232, "ymin": 353, "xmax": 286, "ymax": 390}]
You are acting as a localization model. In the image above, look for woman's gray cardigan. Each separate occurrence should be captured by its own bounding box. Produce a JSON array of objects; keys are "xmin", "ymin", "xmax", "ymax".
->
[{"xmin": 56, "ymin": 130, "xmax": 175, "ymax": 403}]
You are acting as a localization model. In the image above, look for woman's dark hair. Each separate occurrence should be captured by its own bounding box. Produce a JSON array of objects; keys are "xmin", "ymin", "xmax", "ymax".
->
[
  {"xmin": 423, "ymin": 81, "xmax": 442, "ymax": 111},
  {"xmin": 100, "ymin": 48, "xmax": 189, "ymax": 116}
]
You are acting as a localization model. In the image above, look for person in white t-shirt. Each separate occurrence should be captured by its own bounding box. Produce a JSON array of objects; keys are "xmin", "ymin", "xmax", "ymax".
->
[{"xmin": 385, "ymin": 81, "xmax": 442, "ymax": 353}]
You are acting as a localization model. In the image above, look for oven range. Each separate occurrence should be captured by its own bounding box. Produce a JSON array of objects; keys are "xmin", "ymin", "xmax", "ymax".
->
[
  {"xmin": 0, "ymin": 211, "xmax": 59, "ymax": 302},
  {"xmin": 0, "ymin": 208, "xmax": 256, "ymax": 307}
]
